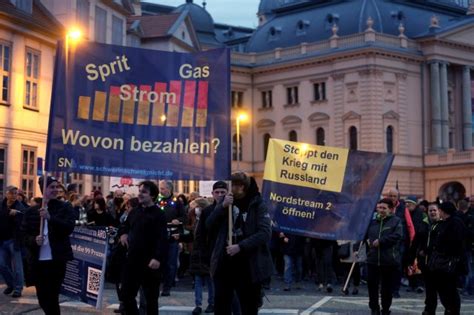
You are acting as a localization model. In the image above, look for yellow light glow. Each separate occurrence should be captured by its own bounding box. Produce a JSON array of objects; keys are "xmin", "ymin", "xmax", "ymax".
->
[
  {"xmin": 160, "ymin": 115, "xmax": 167, "ymax": 122},
  {"xmin": 67, "ymin": 28, "xmax": 82, "ymax": 43},
  {"xmin": 300, "ymin": 143, "xmax": 309, "ymax": 154},
  {"xmin": 237, "ymin": 112, "xmax": 248, "ymax": 122}
]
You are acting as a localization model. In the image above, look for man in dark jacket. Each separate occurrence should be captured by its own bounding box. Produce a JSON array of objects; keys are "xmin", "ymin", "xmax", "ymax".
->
[
  {"xmin": 206, "ymin": 172, "xmax": 273, "ymax": 315},
  {"xmin": 157, "ymin": 179, "xmax": 185, "ymax": 296},
  {"xmin": 366, "ymin": 198, "xmax": 402, "ymax": 315},
  {"xmin": 426, "ymin": 201, "xmax": 466, "ymax": 315},
  {"xmin": 21, "ymin": 176, "xmax": 76, "ymax": 315},
  {"xmin": 457, "ymin": 199, "xmax": 474, "ymax": 295},
  {"xmin": 119, "ymin": 180, "xmax": 168, "ymax": 315},
  {"xmin": 0, "ymin": 185, "xmax": 26, "ymax": 297}
]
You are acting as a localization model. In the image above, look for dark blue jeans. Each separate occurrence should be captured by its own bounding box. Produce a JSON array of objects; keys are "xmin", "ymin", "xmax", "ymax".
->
[
  {"xmin": 0, "ymin": 239, "xmax": 24, "ymax": 293},
  {"xmin": 163, "ymin": 241, "xmax": 179, "ymax": 291},
  {"xmin": 194, "ymin": 275, "xmax": 214, "ymax": 307}
]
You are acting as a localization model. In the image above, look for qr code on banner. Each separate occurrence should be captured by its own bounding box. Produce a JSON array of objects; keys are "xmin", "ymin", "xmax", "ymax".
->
[{"xmin": 86, "ymin": 267, "xmax": 102, "ymax": 295}]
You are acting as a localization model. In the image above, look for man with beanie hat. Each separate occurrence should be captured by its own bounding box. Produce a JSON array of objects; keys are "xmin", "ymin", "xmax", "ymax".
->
[
  {"xmin": 425, "ymin": 201, "xmax": 466, "ymax": 314},
  {"xmin": 206, "ymin": 172, "xmax": 273, "ymax": 314},
  {"xmin": 21, "ymin": 176, "xmax": 76, "ymax": 315}
]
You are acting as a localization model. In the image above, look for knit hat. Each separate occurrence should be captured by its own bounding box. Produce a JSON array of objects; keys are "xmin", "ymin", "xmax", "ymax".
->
[
  {"xmin": 212, "ymin": 180, "xmax": 228, "ymax": 191},
  {"xmin": 38, "ymin": 176, "xmax": 58, "ymax": 193},
  {"xmin": 439, "ymin": 201, "xmax": 457, "ymax": 215},
  {"xmin": 405, "ymin": 195, "xmax": 417, "ymax": 205}
]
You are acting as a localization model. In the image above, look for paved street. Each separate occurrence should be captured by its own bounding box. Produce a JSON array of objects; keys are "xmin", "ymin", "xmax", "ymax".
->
[{"xmin": 2, "ymin": 276, "xmax": 474, "ymax": 314}]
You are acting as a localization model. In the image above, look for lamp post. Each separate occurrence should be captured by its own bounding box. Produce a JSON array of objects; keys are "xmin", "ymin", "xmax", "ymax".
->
[{"xmin": 235, "ymin": 112, "xmax": 248, "ymax": 171}]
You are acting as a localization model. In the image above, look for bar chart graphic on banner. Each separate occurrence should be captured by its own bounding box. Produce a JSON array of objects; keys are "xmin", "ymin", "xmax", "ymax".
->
[{"xmin": 76, "ymin": 80, "xmax": 209, "ymax": 127}]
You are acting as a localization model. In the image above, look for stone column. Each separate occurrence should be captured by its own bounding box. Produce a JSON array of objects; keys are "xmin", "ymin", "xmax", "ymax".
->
[
  {"xmin": 462, "ymin": 66, "xmax": 473, "ymax": 150},
  {"xmin": 430, "ymin": 62, "xmax": 442, "ymax": 151},
  {"xmin": 440, "ymin": 62, "xmax": 449, "ymax": 150}
]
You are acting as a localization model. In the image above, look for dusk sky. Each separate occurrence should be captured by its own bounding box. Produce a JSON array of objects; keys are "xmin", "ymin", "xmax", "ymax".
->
[{"xmin": 148, "ymin": 0, "xmax": 261, "ymax": 28}]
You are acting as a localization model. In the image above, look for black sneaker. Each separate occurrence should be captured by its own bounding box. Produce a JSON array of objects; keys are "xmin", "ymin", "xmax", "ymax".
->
[
  {"xmin": 326, "ymin": 284, "xmax": 333, "ymax": 293},
  {"xmin": 352, "ymin": 288, "xmax": 359, "ymax": 295},
  {"xmin": 3, "ymin": 287, "xmax": 13, "ymax": 295},
  {"xmin": 11, "ymin": 291, "xmax": 21, "ymax": 298},
  {"xmin": 393, "ymin": 292, "xmax": 401, "ymax": 298},
  {"xmin": 161, "ymin": 290, "xmax": 170, "ymax": 297},
  {"xmin": 204, "ymin": 304, "xmax": 214, "ymax": 313},
  {"xmin": 192, "ymin": 306, "xmax": 202, "ymax": 315}
]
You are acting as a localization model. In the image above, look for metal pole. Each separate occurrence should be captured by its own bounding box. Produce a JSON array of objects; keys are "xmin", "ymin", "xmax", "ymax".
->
[{"xmin": 236, "ymin": 117, "xmax": 240, "ymax": 170}]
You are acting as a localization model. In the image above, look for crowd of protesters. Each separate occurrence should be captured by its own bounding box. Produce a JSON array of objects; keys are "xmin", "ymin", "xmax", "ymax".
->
[{"xmin": 1, "ymin": 176, "xmax": 474, "ymax": 315}]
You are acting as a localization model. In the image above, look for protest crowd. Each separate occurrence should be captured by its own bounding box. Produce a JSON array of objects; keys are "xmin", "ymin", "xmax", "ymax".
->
[{"xmin": 1, "ymin": 175, "xmax": 474, "ymax": 315}]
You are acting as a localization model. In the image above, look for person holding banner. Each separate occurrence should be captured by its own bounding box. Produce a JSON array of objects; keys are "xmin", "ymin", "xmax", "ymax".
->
[
  {"xmin": 366, "ymin": 198, "xmax": 402, "ymax": 315},
  {"xmin": 119, "ymin": 181, "xmax": 168, "ymax": 315},
  {"xmin": 206, "ymin": 172, "xmax": 273, "ymax": 314},
  {"xmin": 21, "ymin": 176, "xmax": 76, "ymax": 315}
]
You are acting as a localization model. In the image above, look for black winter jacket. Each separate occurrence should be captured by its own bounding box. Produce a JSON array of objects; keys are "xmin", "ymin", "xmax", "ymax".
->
[
  {"xmin": 118, "ymin": 204, "xmax": 168, "ymax": 267},
  {"xmin": 21, "ymin": 199, "xmax": 76, "ymax": 286},
  {"xmin": 206, "ymin": 185, "xmax": 273, "ymax": 284},
  {"xmin": 0, "ymin": 199, "xmax": 26, "ymax": 248},
  {"xmin": 366, "ymin": 214, "xmax": 402, "ymax": 266}
]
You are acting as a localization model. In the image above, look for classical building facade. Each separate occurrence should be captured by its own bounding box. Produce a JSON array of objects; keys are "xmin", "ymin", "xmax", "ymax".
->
[
  {"xmin": 227, "ymin": 0, "xmax": 474, "ymax": 202},
  {"xmin": 0, "ymin": 0, "xmax": 137, "ymax": 199},
  {"xmin": 1, "ymin": 0, "xmax": 473, "ymax": 202},
  {"xmin": 0, "ymin": 0, "xmax": 62, "ymax": 199}
]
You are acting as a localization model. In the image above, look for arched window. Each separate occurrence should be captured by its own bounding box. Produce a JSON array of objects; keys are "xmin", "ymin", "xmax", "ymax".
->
[
  {"xmin": 289, "ymin": 130, "xmax": 297, "ymax": 142},
  {"xmin": 232, "ymin": 134, "xmax": 242, "ymax": 161},
  {"xmin": 386, "ymin": 126, "xmax": 394, "ymax": 153},
  {"xmin": 263, "ymin": 133, "xmax": 271, "ymax": 160},
  {"xmin": 349, "ymin": 126, "xmax": 358, "ymax": 150},
  {"xmin": 316, "ymin": 127, "xmax": 325, "ymax": 146}
]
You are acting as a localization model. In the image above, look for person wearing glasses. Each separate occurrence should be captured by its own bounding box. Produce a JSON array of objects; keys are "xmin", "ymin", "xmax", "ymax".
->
[
  {"xmin": 366, "ymin": 198, "xmax": 402, "ymax": 315},
  {"xmin": 386, "ymin": 188, "xmax": 415, "ymax": 298}
]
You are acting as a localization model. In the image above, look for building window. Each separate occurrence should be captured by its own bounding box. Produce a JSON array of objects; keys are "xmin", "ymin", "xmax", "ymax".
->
[
  {"xmin": 71, "ymin": 173, "xmax": 84, "ymax": 195},
  {"xmin": 231, "ymin": 91, "xmax": 243, "ymax": 108},
  {"xmin": 316, "ymin": 127, "xmax": 325, "ymax": 145},
  {"xmin": 349, "ymin": 126, "xmax": 358, "ymax": 150},
  {"xmin": 21, "ymin": 146, "xmax": 36, "ymax": 199},
  {"xmin": 263, "ymin": 133, "xmax": 271, "ymax": 160},
  {"xmin": 25, "ymin": 49, "xmax": 40, "ymax": 109},
  {"xmin": 0, "ymin": 42, "xmax": 11, "ymax": 103},
  {"xmin": 92, "ymin": 158, "xmax": 103, "ymax": 191},
  {"xmin": 261, "ymin": 90, "xmax": 272, "ymax": 108},
  {"xmin": 286, "ymin": 86, "xmax": 298, "ymax": 105},
  {"xmin": 386, "ymin": 126, "xmax": 394, "ymax": 153},
  {"xmin": 92, "ymin": 174, "xmax": 102, "ymax": 192},
  {"xmin": 471, "ymin": 72, "xmax": 474, "ymax": 140},
  {"xmin": 182, "ymin": 180, "xmax": 190, "ymax": 194},
  {"xmin": 112, "ymin": 15, "xmax": 123, "ymax": 45},
  {"xmin": 95, "ymin": 6, "xmax": 107, "ymax": 43},
  {"xmin": 15, "ymin": 0, "xmax": 32, "ymax": 14},
  {"xmin": 313, "ymin": 82, "xmax": 326, "ymax": 101},
  {"xmin": 0, "ymin": 145, "xmax": 5, "ymax": 200},
  {"xmin": 232, "ymin": 134, "xmax": 242, "ymax": 161},
  {"xmin": 76, "ymin": 0, "xmax": 89, "ymax": 35},
  {"xmin": 289, "ymin": 130, "xmax": 298, "ymax": 142}
]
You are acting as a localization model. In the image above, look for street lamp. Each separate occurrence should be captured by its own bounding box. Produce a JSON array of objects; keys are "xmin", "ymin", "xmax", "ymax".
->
[{"xmin": 236, "ymin": 112, "xmax": 248, "ymax": 170}]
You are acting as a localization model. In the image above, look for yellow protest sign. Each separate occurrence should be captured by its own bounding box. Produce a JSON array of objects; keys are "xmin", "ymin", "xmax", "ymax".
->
[{"xmin": 263, "ymin": 139, "xmax": 349, "ymax": 193}]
